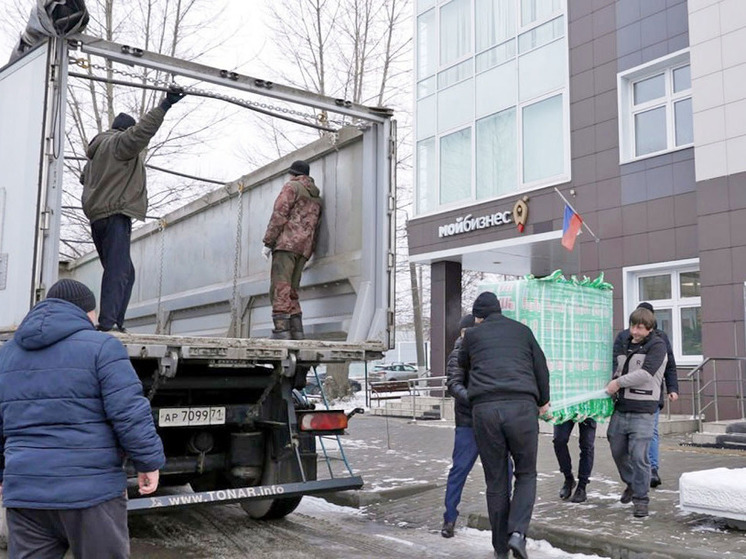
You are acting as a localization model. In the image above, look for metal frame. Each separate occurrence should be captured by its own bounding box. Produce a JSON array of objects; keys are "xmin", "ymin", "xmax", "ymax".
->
[
  {"xmin": 72, "ymin": 34, "xmax": 389, "ymax": 124},
  {"xmin": 127, "ymin": 476, "xmax": 363, "ymax": 512}
]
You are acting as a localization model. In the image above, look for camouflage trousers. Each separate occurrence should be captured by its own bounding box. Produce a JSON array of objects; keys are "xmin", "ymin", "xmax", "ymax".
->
[{"xmin": 270, "ymin": 250, "xmax": 307, "ymax": 315}]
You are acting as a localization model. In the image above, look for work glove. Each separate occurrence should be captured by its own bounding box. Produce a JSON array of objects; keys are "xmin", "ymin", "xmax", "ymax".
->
[
  {"xmin": 262, "ymin": 246, "xmax": 272, "ymax": 261},
  {"xmin": 159, "ymin": 86, "xmax": 186, "ymax": 111}
]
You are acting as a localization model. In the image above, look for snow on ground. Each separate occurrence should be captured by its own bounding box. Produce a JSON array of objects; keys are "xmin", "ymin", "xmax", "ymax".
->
[
  {"xmin": 298, "ymin": 497, "xmax": 604, "ymax": 559},
  {"xmin": 680, "ymin": 467, "xmax": 746, "ymax": 521}
]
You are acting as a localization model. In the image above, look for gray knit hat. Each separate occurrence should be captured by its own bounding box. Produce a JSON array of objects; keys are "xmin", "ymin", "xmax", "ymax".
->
[{"xmin": 47, "ymin": 279, "xmax": 96, "ymax": 313}]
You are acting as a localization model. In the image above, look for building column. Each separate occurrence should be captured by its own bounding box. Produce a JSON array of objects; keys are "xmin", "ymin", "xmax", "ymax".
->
[{"xmin": 430, "ymin": 261, "xmax": 462, "ymax": 379}]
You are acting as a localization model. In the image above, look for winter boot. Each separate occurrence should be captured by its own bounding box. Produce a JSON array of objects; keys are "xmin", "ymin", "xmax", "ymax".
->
[
  {"xmin": 650, "ymin": 468, "xmax": 661, "ymax": 488},
  {"xmin": 289, "ymin": 313, "xmax": 305, "ymax": 340},
  {"xmin": 559, "ymin": 477, "xmax": 576, "ymax": 500},
  {"xmin": 440, "ymin": 520, "xmax": 455, "ymax": 538},
  {"xmin": 570, "ymin": 484, "xmax": 587, "ymax": 503},
  {"xmin": 271, "ymin": 314, "xmax": 291, "ymax": 340}
]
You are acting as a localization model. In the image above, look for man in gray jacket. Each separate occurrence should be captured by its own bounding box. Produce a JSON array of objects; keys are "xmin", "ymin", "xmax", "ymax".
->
[{"xmin": 80, "ymin": 87, "xmax": 186, "ymax": 332}]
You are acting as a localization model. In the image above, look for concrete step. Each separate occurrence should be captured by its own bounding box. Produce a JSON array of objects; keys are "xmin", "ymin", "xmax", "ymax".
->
[
  {"xmin": 700, "ymin": 419, "xmax": 746, "ymax": 434},
  {"xmin": 691, "ymin": 431, "xmax": 746, "ymax": 449}
]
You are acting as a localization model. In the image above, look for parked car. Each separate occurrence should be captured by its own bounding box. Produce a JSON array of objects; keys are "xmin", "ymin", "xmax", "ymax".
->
[
  {"xmin": 305, "ymin": 372, "xmax": 361, "ymax": 396},
  {"xmin": 370, "ymin": 362, "xmax": 423, "ymax": 382}
]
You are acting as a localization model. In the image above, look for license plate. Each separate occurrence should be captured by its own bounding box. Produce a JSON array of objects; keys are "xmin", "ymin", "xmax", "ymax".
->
[{"xmin": 158, "ymin": 407, "xmax": 226, "ymax": 427}]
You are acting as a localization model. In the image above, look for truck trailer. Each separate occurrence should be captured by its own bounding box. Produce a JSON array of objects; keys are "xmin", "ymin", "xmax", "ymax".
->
[{"xmin": 0, "ymin": 21, "xmax": 395, "ymax": 518}]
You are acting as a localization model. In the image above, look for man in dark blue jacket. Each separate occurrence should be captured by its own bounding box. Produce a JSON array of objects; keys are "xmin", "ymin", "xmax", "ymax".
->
[
  {"xmin": 458, "ymin": 292, "xmax": 550, "ymax": 559},
  {"xmin": 0, "ymin": 279, "xmax": 165, "ymax": 558}
]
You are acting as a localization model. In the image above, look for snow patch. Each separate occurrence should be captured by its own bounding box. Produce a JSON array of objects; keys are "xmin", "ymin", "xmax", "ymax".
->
[{"xmin": 680, "ymin": 468, "xmax": 746, "ymax": 521}]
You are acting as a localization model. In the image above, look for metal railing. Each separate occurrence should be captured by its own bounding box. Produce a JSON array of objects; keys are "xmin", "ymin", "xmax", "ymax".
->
[{"xmin": 687, "ymin": 357, "xmax": 746, "ymax": 431}]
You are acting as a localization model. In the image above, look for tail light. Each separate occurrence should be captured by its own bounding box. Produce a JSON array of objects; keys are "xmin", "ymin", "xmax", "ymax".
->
[{"xmin": 297, "ymin": 410, "xmax": 349, "ymax": 433}]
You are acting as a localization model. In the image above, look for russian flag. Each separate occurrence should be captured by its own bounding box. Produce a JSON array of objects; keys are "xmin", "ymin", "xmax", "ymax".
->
[{"xmin": 561, "ymin": 205, "xmax": 582, "ymax": 251}]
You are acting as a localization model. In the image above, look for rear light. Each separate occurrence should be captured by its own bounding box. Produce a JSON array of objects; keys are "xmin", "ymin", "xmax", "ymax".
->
[{"xmin": 297, "ymin": 411, "xmax": 349, "ymax": 432}]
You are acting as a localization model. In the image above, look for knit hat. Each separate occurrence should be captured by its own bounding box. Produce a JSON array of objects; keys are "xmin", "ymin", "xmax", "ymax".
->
[
  {"xmin": 472, "ymin": 292, "xmax": 501, "ymax": 319},
  {"xmin": 112, "ymin": 113, "xmax": 136, "ymax": 131},
  {"xmin": 637, "ymin": 302, "xmax": 654, "ymax": 313},
  {"xmin": 47, "ymin": 279, "xmax": 96, "ymax": 313},
  {"xmin": 459, "ymin": 314, "xmax": 475, "ymax": 330},
  {"xmin": 289, "ymin": 160, "xmax": 310, "ymax": 176}
]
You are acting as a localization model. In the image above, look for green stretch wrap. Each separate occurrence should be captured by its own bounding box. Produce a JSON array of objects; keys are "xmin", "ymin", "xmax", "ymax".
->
[{"xmin": 479, "ymin": 271, "xmax": 615, "ymax": 425}]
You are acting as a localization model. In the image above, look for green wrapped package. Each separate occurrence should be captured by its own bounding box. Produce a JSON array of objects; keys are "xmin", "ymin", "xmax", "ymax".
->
[{"xmin": 479, "ymin": 271, "xmax": 615, "ymax": 424}]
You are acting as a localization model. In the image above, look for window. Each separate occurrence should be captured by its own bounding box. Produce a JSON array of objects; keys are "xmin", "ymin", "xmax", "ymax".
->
[
  {"xmin": 618, "ymin": 50, "xmax": 693, "ymax": 162},
  {"xmin": 440, "ymin": 0, "xmax": 472, "ymax": 66},
  {"xmin": 624, "ymin": 260, "xmax": 702, "ymax": 364},
  {"xmin": 413, "ymin": 0, "xmax": 570, "ymax": 216},
  {"xmin": 439, "ymin": 128, "xmax": 472, "ymax": 205}
]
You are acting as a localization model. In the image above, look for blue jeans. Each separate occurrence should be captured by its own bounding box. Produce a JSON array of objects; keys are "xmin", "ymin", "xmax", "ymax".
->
[
  {"xmin": 91, "ymin": 214, "xmax": 135, "ymax": 330},
  {"xmin": 444, "ymin": 426, "xmax": 480, "ymax": 523},
  {"xmin": 607, "ymin": 411, "xmax": 656, "ymax": 504},
  {"xmin": 649, "ymin": 408, "xmax": 660, "ymax": 470}
]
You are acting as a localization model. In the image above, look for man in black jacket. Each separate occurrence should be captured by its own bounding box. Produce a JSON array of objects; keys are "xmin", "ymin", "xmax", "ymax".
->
[
  {"xmin": 607, "ymin": 307, "xmax": 667, "ymax": 518},
  {"xmin": 458, "ymin": 292, "xmax": 550, "ymax": 559},
  {"xmin": 613, "ymin": 302, "xmax": 678, "ymax": 488}
]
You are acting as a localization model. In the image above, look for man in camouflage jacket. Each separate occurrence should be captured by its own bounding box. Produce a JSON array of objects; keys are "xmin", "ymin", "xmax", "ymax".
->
[{"xmin": 262, "ymin": 160, "xmax": 322, "ymax": 339}]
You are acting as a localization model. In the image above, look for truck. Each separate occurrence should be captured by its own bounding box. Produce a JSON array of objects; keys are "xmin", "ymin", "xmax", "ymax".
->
[{"xmin": 0, "ymin": 22, "xmax": 395, "ymax": 518}]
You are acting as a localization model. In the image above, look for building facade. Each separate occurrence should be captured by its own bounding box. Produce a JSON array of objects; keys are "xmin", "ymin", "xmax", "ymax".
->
[{"xmin": 407, "ymin": 0, "xmax": 746, "ymax": 419}]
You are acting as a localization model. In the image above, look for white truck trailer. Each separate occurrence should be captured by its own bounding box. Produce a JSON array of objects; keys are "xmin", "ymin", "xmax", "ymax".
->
[{"xmin": 0, "ymin": 25, "xmax": 395, "ymax": 518}]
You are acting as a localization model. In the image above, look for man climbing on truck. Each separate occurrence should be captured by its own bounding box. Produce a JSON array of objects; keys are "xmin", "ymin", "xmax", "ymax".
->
[
  {"xmin": 80, "ymin": 86, "xmax": 186, "ymax": 332},
  {"xmin": 262, "ymin": 160, "xmax": 323, "ymax": 340}
]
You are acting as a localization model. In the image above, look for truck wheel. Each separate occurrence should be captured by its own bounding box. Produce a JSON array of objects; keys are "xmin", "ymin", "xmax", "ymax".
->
[{"xmin": 241, "ymin": 496, "xmax": 303, "ymax": 520}]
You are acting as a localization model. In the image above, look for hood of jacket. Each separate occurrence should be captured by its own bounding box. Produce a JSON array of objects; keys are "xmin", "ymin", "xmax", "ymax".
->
[
  {"xmin": 293, "ymin": 175, "xmax": 320, "ymax": 198},
  {"xmin": 14, "ymin": 299, "xmax": 95, "ymax": 351},
  {"xmin": 85, "ymin": 130, "xmax": 114, "ymax": 159}
]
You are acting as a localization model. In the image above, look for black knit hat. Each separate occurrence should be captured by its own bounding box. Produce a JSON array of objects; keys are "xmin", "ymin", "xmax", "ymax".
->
[
  {"xmin": 459, "ymin": 314, "xmax": 475, "ymax": 330},
  {"xmin": 472, "ymin": 292, "xmax": 501, "ymax": 319},
  {"xmin": 289, "ymin": 160, "xmax": 310, "ymax": 176},
  {"xmin": 47, "ymin": 279, "xmax": 96, "ymax": 313},
  {"xmin": 637, "ymin": 301, "xmax": 654, "ymax": 313},
  {"xmin": 112, "ymin": 113, "xmax": 136, "ymax": 131}
]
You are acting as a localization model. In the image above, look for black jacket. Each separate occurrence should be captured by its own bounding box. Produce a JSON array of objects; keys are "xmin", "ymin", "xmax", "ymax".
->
[
  {"xmin": 613, "ymin": 327, "xmax": 678, "ymax": 409},
  {"xmin": 446, "ymin": 337, "xmax": 472, "ymax": 427},
  {"xmin": 457, "ymin": 313, "xmax": 550, "ymax": 407}
]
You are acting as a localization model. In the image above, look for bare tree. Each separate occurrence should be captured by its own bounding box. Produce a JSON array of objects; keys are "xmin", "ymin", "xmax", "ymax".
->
[{"xmin": 45, "ymin": 0, "xmax": 242, "ymax": 259}]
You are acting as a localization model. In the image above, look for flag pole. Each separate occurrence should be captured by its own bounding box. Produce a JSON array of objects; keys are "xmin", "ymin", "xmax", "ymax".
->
[{"xmin": 553, "ymin": 187, "xmax": 600, "ymax": 243}]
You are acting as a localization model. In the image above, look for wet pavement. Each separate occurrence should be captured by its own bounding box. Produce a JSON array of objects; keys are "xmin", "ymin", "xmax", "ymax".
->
[{"xmin": 335, "ymin": 413, "xmax": 746, "ymax": 559}]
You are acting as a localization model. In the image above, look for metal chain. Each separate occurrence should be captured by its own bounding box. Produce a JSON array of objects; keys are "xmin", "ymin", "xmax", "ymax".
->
[
  {"xmin": 229, "ymin": 184, "xmax": 244, "ymax": 335},
  {"xmin": 71, "ymin": 58, "xmax": 359, "ymax": 128},
  {"xmin": 155, "ymin": 218, "xmax": 167, "ymax": 334},
  {"xmin": 248, "ymin": 368, "xmax": 282, "ymax": 421}
]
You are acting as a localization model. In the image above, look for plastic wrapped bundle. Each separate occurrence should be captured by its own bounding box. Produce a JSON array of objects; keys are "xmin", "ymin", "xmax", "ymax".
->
[{"xmin": 480, "ymin": 270, "xmax": 614, "ymax": 424}]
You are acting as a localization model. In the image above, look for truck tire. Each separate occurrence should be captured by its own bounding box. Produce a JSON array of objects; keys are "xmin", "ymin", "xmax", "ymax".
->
[{"xmin": 242, "ymin": 496, "xmax": 303, "ymax": 520}]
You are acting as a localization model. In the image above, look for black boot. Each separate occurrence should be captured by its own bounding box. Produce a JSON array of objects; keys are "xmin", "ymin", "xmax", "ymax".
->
[
  {"xmin": 650, "ymin": 468, "xmax": 661, "ymax": 488},
  {"xmin": 508, "ymin": 532, "xmax": 528, "ymax": 559},
  {"xmin": 289, "ymin": 313, "xmax": 305, "ymax": 340},
  {"xmin": 559, "ymin": 477, "xmax": 576, "ymax": 500},
  {"xmin": 570, "ymin": 484, "xmax": 587, "ymax": 503},
  {"xmin": 271, "ymin": 314, "xmax": 291, "ymax": 340}
]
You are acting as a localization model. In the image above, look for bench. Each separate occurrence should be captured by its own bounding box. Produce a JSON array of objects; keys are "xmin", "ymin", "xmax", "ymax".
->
[{"xmin": 369, "ymin": 380, "xmax": 412, "ymax": 404}]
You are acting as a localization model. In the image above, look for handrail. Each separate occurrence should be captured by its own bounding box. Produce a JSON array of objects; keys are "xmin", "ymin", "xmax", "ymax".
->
[{"xmin": 687, "ymin": 357, "xmax": 746, "ymax": 431}]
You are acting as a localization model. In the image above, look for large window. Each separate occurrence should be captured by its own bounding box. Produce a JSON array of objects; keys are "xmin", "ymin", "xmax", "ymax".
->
[
  {"xmin": 624, "ymin": 260, "xmax": 702, "ymax": 364},
  {"xmin": 414, "ymin": 0, "xmax": 569, "ymax": 215},
  {"xmin": 618, "ymin": 50, "xmax": 693, "ymax": 162}
]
